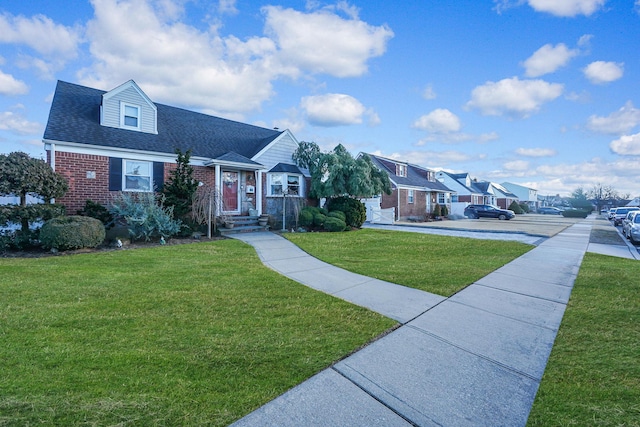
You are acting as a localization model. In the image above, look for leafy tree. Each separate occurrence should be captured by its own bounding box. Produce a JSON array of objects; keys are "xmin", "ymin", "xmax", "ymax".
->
[
  {"xmin": 0, "ymin": 152, "xmax": 68, "ymax": 232},
  {"xmin": 163, "ymin": 149, "xmax": 199, "ymax": 219},
  {"xmin": 569, "ymin": 187, "xmax": 593, "ymax": 211},
  {"xmin": 293, "ymin": 142, "xmax": 391, "ymax": 200}
]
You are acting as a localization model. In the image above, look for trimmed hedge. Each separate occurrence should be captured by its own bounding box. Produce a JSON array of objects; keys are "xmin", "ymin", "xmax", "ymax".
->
[
  {"xmin": 562, "ymin": 209, "xmax": 590, "ymax": 218},
  {"xmin": 508, "ymin": 201, "xmax": 524, "ymax": 214},
  {"xmin": 323, "ymin": 217, "xmax": 347, "ymax": 232},
  {"xmin": 325, "ymin": 197, "xmax": 367, "ymax": 228},
  {"xmin": 40, "ymin": 215, "xmax": 106, "ymax": 251}
]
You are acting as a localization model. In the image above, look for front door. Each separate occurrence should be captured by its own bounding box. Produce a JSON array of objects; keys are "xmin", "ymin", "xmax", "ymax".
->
[{"xmin": 222, "ymin": 171, "xmax": 239, "ymax": 212}]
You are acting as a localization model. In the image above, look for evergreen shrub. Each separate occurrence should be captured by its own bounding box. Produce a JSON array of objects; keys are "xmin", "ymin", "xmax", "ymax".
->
[
  {"xmin": 325, "ymin": 197, "xmax": 366, "ymax": 228},
  {"xmin": 298, "ymin": 208, "xmax": 314, "ymax": 228},
  {"xmin": 323, "ymin": 216, "xmax": 347, "ymax": 232},
  {"xmin": 328, "ymin": 210, "xmax": 346, "ymax": 221},
  {"xmin": 508, "ymin": 201, "xmax": 524, "ymax": 214},
  {"xmin": 40, "ymin": 216, "xmax": 106, "ymax": 251},
  {"xmin": 562, "ymin": 209, "xmax": 589, "ymax": 218}
]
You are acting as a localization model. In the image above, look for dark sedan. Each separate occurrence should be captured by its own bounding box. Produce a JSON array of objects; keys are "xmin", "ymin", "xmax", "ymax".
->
[{"xmin": 464, "ymin": 204, "xmax": 515, "ymax": 220}]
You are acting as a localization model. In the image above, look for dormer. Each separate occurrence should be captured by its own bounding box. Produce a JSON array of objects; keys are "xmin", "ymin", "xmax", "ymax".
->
[
  {"xmin": 100, "ymin": 80, "xmax": 158, "ymax": 134},
  {"xmin": 395, "ymin": 163, "xmax": 407, "ymax": 177}
]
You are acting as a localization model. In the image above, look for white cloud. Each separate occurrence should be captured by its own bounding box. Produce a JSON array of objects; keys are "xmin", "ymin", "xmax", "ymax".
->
[
  {"xmin": 466, "ymin": 77, "xmax": 563, "ymax": 118},
  {"xmin": 301, "ymin": 93, "xmax": 367, "ymax": 126},
  {"xmin": 0, "ymin": 70, "xmax": 28, "ymax": 95},
  {"xmin": 522, "ymin": 43, "xmax": 578, "ymax": 77},
  {"xmin": 494, "ymin": 0, "xmax": 606, "ymax": 16},
  {"xmin": 587, "ymin": 101, "xmax": 640, "ymax": 135},
  {"xmin": 527, "ymin": 0, "xmax": 606, "ymax": 17},
  {"xmin": 262, "ymin": 5, "xmax": 393, "ymax": 78},
  {"xmin": 515, "ymin": 147, "xmax": 557, "ymax": 157},
  {"xmin": 378, "ymin": 149, "xmax": 478, "ymax": 166},
  {"xmin": 79, "ymin": 0, "xmax": 393, "ymax": 116},
  {"xmin": 610, "ymin": 133, "xmax": 640, "ymax": 156},
  {"xmin": 422, "ymin": 84, "xmax": 437, "ymax": 100},
  {"xmin": 583, "ymin": 61, "xmax": 624, "ymax": 84},
  {"xmin": 0, "ymin": 111, "xmax": 42, "ymax": 135},
  {"xmin": 0, "ymin": 12, "xmax": 81, "ymax": 59},
  {"xmin": 504, "ymin": 160, "xmax": 530, "ymax": 171},
  {"xmin": 218, "ymin": 0, "xmax": 238, "ymax": 15},
  {"xmin": 412, "ymin": 109, "xmax": 461, "ymax": 133}
]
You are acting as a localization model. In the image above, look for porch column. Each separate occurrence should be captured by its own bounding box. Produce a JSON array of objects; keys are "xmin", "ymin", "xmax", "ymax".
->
[
  {"xmin": 215, "ymin": 164, "xmax": 221, "ymax": 215},
  {"xmin": 256, "ymin": 170, "xmax": 263, "ymax": 216}
]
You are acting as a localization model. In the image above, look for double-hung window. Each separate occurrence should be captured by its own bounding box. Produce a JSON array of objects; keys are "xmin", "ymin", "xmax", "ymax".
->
[
  {"xmin": 268, "ymin": 173, "xmax": 301, "ymax": 196},
  {"xmin": 124, "ymin": 160, "xmax": 152, "ymax": 191},
  {"xmin": 408, "ymin": 189, "xmax": 414, "ymax": 204},
  {"xmin": 438, "ymin": 193, "xmax": 447, "ymax": 204},
  {"xmin": 121, "ymin": 102, "xmax": 141, "ymax": 130}
]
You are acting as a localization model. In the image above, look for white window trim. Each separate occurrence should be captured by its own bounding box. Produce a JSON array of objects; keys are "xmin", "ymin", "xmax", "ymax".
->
[
  {"xmin": 123, "ymin": 159, "xmax": 153, "ymax": 192},
  {"xmin": 408, "ymin": 189, "xmax": 414, "ymax": 204},
  {"xmin": 120, "ymin": 101, "xmax": 141, "ymax": 131},
  {"xmin": 267, "ymin": 172, "xmax": 303, "ymax": 197}
]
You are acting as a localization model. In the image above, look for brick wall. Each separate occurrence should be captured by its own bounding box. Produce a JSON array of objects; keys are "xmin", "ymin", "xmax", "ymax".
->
[
  {"xmin": 53, "ymin": 152, "xmax": 111, "ymax": 214},
  {"xmin": 51, "ymin": 152, "xmax": 217, "ymax": 215}
]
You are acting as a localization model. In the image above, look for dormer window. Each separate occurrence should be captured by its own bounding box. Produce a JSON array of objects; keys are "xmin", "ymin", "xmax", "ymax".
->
[
  {"xmin": 396, "ymin": 163, "xmax": 407, "ymax": 177},
  {"xmin": 121, "ymin": 102, "xmax": 141, "ymax": 130}
]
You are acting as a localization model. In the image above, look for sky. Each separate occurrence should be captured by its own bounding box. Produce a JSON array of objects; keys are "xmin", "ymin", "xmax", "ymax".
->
[{"xmin": 1, "ymin": 0, "xmax": 639, "ymax": 197}]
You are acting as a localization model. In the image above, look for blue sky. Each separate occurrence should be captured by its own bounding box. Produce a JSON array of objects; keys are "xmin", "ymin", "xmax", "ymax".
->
[{"xmin": 1, "ymin": 0, "xmax": 639, "ymax": 196}]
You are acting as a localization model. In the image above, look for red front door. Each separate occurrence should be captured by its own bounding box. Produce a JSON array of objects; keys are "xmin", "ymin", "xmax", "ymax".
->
[{"xmin": 222, "ymin": 171, "xmax": 239, "ymax": 211}]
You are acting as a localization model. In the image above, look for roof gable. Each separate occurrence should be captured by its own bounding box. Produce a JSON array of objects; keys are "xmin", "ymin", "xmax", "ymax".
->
[{"xmin": 44, "ymin": 80, "xmax": 285, "ymax": 162}]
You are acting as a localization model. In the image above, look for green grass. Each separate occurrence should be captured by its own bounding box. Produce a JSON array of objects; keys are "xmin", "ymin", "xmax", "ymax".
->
[
  {"xmin": 0, "ymin": 240, "xmax": 395, "ymax": 426},
  {"xmin": 285, "ymin": 228, "xmax": 533, "ymax": 296},
  {"xmin": 527, "ymin": 253, "xmax": 640, "ymax": 426}
]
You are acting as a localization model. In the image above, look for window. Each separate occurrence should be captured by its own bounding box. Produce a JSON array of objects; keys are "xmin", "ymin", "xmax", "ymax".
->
[
  {"xmin": 396, "ymin": 164, "xmax": 407, "ymax": 177},
  {"xmin": 124, "ymin": 160, "xmax": 152, "ymax": 191},
  {"xmin": 268, "ymin": 173, "xmax": 301, "ymax": 196},
  {"xmin": 121, "ymin": 102, "xmax": 140, "ymax": 130},
  {"xmin": 452, "ymin": 194, "xmax": 459, "ymax": 203},
  {"xmin": 408, "ymin": 189, "xmax": 414, "ymax": 204},
  {"xmin": 438, "ymin": 193, "xmax": 446, "ymax": 204}
]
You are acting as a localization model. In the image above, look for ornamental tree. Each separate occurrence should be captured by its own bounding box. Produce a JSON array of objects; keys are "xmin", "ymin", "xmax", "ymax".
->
[
  {"xmin": 0, "ymin": 152, "xmax": 68, "ymax": 232},
  {"xmin": 293, "ymin": 142, "xmax": 391, "ymax": 200},
  {"xmin": 162, "ymin": 148, "xmax": 199, "ymax": 219}
]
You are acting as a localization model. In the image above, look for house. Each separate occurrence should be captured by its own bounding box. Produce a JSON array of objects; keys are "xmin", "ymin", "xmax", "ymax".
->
[
  {"xmin": 502, "ymin": 182, "xmax": 538, "ymax": 211},
  {"xmin": 42, "ymin": 80, "xmax": 308, "ymax": 228},
  {"xmin": 435, "ymin": 171, "xmax": 487, "ymax": 216},
  {"xmin": 485, "ymin": 182, "xmax": 519, "ymax": 210},
  {"xmin": 364, "ymin": 153, "xmax": 453, "ymax": 221}
]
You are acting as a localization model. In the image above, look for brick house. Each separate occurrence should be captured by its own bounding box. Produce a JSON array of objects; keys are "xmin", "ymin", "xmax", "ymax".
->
[
  {"xmin": 42, "ymin": 80, "xmax": 309, "ymax": 226},
  {"xmin": 364, "ymin": 153, "xmax": 453, "ymax": 221}
]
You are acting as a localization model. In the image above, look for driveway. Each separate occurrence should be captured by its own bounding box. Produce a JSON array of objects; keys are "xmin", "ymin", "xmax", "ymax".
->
[{"xmin": 393, "ymin": 214, "xmax": 582, "ymax": 238}]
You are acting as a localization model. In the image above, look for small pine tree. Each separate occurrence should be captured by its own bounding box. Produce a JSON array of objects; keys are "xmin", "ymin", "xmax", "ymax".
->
[
  {"xmin": 432, "ymin": 203, "xmax": 442, "ymax": 218},
  {"xmin": 441, "ymin": 204, "xmax": 449, "ymax": 217},
  {"xmin": 163, "ymin": 149, "xmax": 199, "ymax": 219}
]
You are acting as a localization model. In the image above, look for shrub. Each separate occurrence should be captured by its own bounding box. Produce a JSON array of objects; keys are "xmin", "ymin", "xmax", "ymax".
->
[
  {"xmin": 323, "ymin": 216, "xmax": 347, "ymax": 232},
  {"xmin": 325, "ymin": 197, "xmax": 366, "ymax": 228},
  {"xmin": 328, "ymin": 210, "xmax": 346, "ymax": 222},
  {"xmin": 519, "ymin": 203, "xmax": 530, "ymax": 213},
  {"xmin": 313, "ymin": 212, "xmax": 327, "ymax": 227},
  {"xmin": 109, "ymin": 192, "xmax": 182, "ymax": 241},
  {"xmin": 440, "ymin": 204, "xmax": 449, "ymax": 217},
  {"xmin": 432, "ymin": 204, "xmax": 442, "ymax": 218},
  {"xmin": 298, "ymin": 208, "xmax": 314, "ymax": 228},
  {"xmin": 508, "ymin": 201, "xmax": 524, "ymax": 214},
  {"xmin": 77, "ymin": 200, "xmax": 114, "ymax": 228},
  {"xmin": 562, "ymin": 209, "xmax": 589, "ymax": 218},
  {"xmin": 40, "ymin": 216, "xmax": 106, "ymax": 251}
]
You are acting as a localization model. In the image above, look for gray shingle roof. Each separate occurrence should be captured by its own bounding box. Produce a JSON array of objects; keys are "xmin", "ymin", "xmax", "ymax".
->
[
  {"xmin": 366, "ymin": 153, "xmax": 452, "ymax": 192},
  {"xmin": 43, "ymin": 80, "xmax": 283, "ymax": 160}
]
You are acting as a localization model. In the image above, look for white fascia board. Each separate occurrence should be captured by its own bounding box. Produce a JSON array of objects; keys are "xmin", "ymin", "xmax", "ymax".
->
[
  {"xmin": 43, "ymin": 139, "xmax": 210, "ymax": 165},
  {"xmin": 252, "ymin": 129, "xmax": 299, "ymax": 161},
  {"xmin": 203, "ymin": 159, "xmax": 264, "ymax": 170}
]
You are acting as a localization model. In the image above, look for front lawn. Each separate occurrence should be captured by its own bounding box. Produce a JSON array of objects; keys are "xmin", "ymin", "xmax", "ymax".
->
[
  {"xmin": 0, "ymin": 240, "xmax": 395, "ymax": 426},
  {"xmin": 285, "ymin": 228, "xmax": 533, "ymax": 296},
  {"xmin": 527, "ymin": 253, "xmax": 640, "ymax": 426}
]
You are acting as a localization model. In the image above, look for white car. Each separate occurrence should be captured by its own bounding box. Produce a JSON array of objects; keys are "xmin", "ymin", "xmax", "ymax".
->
[
  {"xmin": 623, "ymin": 211, "xmax": 640, "ymax": 244},
  {"xmin": 613, "ymin": 207, "xmax": 640, "ymax": 226}
]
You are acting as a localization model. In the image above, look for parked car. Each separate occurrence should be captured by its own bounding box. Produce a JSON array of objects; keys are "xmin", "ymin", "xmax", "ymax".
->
[
  {"xmin": 623, "ymin": 211, "xmax": 640, "ymax": 244},
  {"xmin": 608, "ymin": 207, "xmax": 618, "ymax": 220},
  {"xmin": 612, "ymin": 207, "xmax": 640, "ymax": 226},
  {"xmin": 464, "ymin": 204, "xmax": 515, "ymax": 220},
  {"xmin": 537, "ymin": 206, "xmax": 563, "ymax": 215}
]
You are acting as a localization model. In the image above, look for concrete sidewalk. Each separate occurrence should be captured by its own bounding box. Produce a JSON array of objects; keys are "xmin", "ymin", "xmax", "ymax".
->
[{"xmin": 230, "ymin": 220, "xmax": 592, "ymax": 426}]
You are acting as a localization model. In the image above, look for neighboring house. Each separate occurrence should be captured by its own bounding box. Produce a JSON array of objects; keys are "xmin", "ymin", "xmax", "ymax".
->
[
  {"xmin": 435, "ymin": 171, "xmax": 486, "ymax": 216},
  {"xmin": 502, "ymin": 182, "xmax": 538, "ymax": 210},
  {"xmin": 364, "ymin": 153, "xmax": 453, "ymax": 221},
  {"xmin": 42, "ymin": 80, "xmax": 308, "ymax": 226},
  {"xmin": 484, "ymin": 182, "xmax": 519, "ymax": 210}
]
